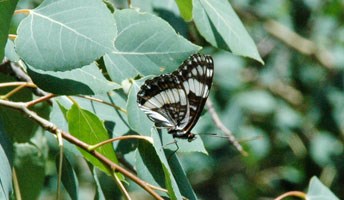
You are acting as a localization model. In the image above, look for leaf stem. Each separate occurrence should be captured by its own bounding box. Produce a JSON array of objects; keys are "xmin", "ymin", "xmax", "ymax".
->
[
  {"xmin": 274, "ymin": 191, "xmax": 306, "ymax": 200},
  {"xmin": 1, "ymin": 84, "xmax": 27, "ymax": 99},
  {"xmin": 56, "ymin": 130, "xmax": 64, "ymax": 200},
  {"xmin": 88, "ymin": 135, "xmax": 153, "ymax": 151},
  {"xmin": 113, "ymin": 172, "xmax": 132, "ymax": 200},
  {"xmin": 0, "ymin": 82, "xmax": 36, "ymax": 89},
  {"xmin": 14, "ymin": 9, "xmax": 31, "ymax": 15},
  {"xmin": 26, "ymin": 93, "xmax": 55, "ymax": 107},
  {"xmin": 77, "ymin": 95, "xmax": 127, "ymax": 114},
  {"xmin": 12, "ymin": 168, "xmax": 22, "ymax": 200}
]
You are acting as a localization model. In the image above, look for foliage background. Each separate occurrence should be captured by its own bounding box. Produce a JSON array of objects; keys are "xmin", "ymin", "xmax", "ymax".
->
[{"xmin": 1, "ymin": 0, "xmax": 344, "ymax": 199}]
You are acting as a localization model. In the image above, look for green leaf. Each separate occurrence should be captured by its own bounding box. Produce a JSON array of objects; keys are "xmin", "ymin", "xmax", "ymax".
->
[
  {"xmin": 127, "ymin": 80, "xmax": 153, "ymax": 135},
  {"xmin": 5, "ymin": 39, "xmax": 20, "ymax": 62},
  {"xmin": 0, "ymin": 74, "xmax": 50, "ymax": 143},
  {"xmin": 151, "ymin": 130, "xmax": 183, "ymax": 200},
  {"xmin": 136, "ymin": 141, "xmax": 165, "ymax": 190},
  {"xmin": 0, "ymin": 126, "xmax": 13, "ymax": 200},
  {"xmin": 104, "ymin": 9, "xmax": 201, "ymax": 83},
  {"xmin": 193, "ymin": 0, "xmax": 263, "ymax": 64},
  {"xmin": 307, "ymin": 176, "xmax": 339, "ymax": 200},
  {"xmin": 14, "ymin": 141, "xmax": 47, "ymax": 200},
  {"xmin": 15, "ymin": 0, "xmax": 116, "ymax": 71},
  {"xmin": 176, "ymin": 0, "xmax": 193, "ymax": 21},
  {"xmin": 90, "ymin": 165, "xmax": 106, "ymax": 200},
  {"xmin": 56, "ymin": 153, "xmax": 79, "ymax": 200},
  {"xmin": 27, "ymin": 63, "xmax": 120, "ymax": 95},
  {"xmin": 67, "ymin": 104, "xmax": 119, "ymax": 175},
  {"xmin": 54, "ymin": 93, "xmax": 130, "ymax": 138},
  {"xmin": 0, "ymin": 0, "xmax": 18, "ymax": 60},
  {"xmin": 168, "ymin": 155, "xmax": 197, "ymax": 200}
]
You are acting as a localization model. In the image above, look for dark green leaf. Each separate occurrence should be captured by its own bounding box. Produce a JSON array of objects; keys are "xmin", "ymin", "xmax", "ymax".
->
[
  {"xmin": 14, "ymin": 140, "xmax": 47, "ymax": 200},
  {"xmin": 151, "ymin": 130, "xmax": 183, "ymax": 200},
  {"xmin": 0, "ymin": 125, "xmax": 13, "ymax": 200},
  {"xmin": 168, "ymin": 155, "xmax": 197, "ymax": 200},
  {"xmin": 56, "ymin": 153, "xmax": 79, "ymax": 200},
  {"xmin": 0, "ymin": 0, "xmax": 18, "ymax": 60},
  {"xmin": 90, "ymin": 165, "xmax": 106, "ymax": 200},
  {"xmin": 136, "ymin": 140, "xmax": 165, "ymax": 190},
  {"xmin": 27, "ymin": 63, "xmax": 120, "ymax": 95}
]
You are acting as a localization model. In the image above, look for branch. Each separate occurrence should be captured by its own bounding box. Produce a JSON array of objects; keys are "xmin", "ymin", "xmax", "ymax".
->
[
  {"xmin": 264, "ymin": 19, "xmax": 333, "ymax": 69},
  {"xmin": 206, "ymin": 99, "xmax": 248, "ymax": 156},
  {"xmin": 0, "ymin": 99, "xmax": 163, "ymax": 200}
]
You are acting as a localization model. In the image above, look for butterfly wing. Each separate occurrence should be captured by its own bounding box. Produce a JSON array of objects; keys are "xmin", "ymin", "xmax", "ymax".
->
[
  {"xmin": 173, "ymin": 54, "xmax": 214, "ymax": 133},
  {"xmin": 137, "ymin": 54, "xmax": 214, "ymax": 137},
  {"xmin": 137, "ymin": 73, "xmax": 190, "ymax": 131}
]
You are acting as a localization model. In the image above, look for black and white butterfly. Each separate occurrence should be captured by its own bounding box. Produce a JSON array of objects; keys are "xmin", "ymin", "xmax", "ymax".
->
[{"xmin": 137, "ymin": 54, "xmax": 214, "ymax": 142}]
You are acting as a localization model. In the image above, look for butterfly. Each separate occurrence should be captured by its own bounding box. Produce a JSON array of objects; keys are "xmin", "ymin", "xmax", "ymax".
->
[{"xmin": 137, "ymin": 54, "xmax": 214, "ymax": 142}]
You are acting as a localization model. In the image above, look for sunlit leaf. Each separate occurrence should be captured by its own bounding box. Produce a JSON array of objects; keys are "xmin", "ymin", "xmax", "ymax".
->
[
  {"xmin": 104, "ymin": 9, "xmax": 200, "ymax": 83},
  {"xmin": 307, "ymin": 177, "xmax": 339, "ymax": 200},
  {"xmin": 15, "ymin": 0, "xmax": 116, "ymax": 71},
  {"xmin": 67, "ymin": 104, "xmax": 119, "ymax": 175},
  {"xmin": 176, "ymin": 0, "xmax": 193, "ymax": 21},
  {"xmin": 193, "ymin": 0, "xmax": 263, "ymax": 64}
]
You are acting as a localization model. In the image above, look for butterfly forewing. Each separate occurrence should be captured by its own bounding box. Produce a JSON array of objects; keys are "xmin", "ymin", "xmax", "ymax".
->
[{"xmin": 137, "ymin": 54, "xmax": 214, "ymax": 140}]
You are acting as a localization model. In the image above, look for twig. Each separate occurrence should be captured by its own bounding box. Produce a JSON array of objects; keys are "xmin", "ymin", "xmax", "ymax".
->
[
  {"xmin": 88, "ymin": 135, "xmax": 153, "ymax": 151},
  {"xmin": 267, "ymin": 80, "xmax": 303, "ymax": 106},
  {"xmin": 12, "ymin": 168, "xmax": 22, "ymax": 200},
  {"xmin": 264, "ymin": 19, "xmax": 333, "ymax": 69},
  {"xmin": 113, "ymin": 173, "xmax": 132, "ymax": 200},
  {"xmin": 274, "ymin": 191, "xmax": 306, "ymax": 200},
  {"xmin": 56, "ymin": 130, "xmax": 63, "ymax": 200},
  {"xmin": 26, "ymin": 93, "xmax": 55, "ymax": 107},
  {"xmin": 0, "ymin": 99, "xmax": 163, "ymax": 200},
  {"xmin": 77, "ymin": 95, "xmax": 127, "ymax": 114},
  {"xmin": 1, "ymin": 84, "xmax": 27, "ymax": 99},
  {"xmin": 0, "ymin": 82, "xmax": 36, "ymax": 89},
  {"xmin": 206, "ymin": 99, "xmax": 248, "ymax": 156}
]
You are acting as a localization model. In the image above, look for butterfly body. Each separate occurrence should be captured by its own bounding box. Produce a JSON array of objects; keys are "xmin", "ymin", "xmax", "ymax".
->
[{"xmin": 137, "ymin": 54, "xmax": 214, "ymax": 142}]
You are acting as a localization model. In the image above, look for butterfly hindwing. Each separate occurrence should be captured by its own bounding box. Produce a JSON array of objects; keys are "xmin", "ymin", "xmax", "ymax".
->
[
  {"xmin": 173, "ymin": 54, "xmax": 214, "ymax": 133},
  {"xmin": 137, "ymin": 54, "xmax": 214, "ymax": 140}
]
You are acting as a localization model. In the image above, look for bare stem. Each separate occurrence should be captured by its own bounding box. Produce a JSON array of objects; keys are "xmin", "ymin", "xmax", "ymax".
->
[
  {"xmin": 26, "ymin": 93, "xmax": 55, "ymax": 107},
  {"xmin": 89, "ymin": 135, "xmax": 153, "ymax": 151},
  {"xmin": 77, "ymin": 95, "xmax": 127, "ymax": 114},
  {"xmin": 113, "ymin": 172, "xmax": 132, "ymax": 200},
  {"xmin": 206, "ymin": 99, "xmax": 248, "ymax": 156},
  {"xmin": 1, "ymin": 85, "xmax": 27, "ymax": 99},
  {"xmin": 274, "ymin": 191, "xmax": 306, "ymax": 200},
  {"xmin": 264, "ymin": 19, "xmax": 333, "ymax": 69},
  {"xmin": 0, "ymin": 82, "xmax": 36, "ymax": 89}
]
